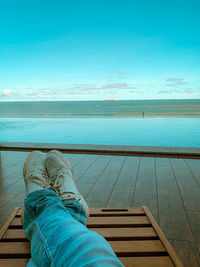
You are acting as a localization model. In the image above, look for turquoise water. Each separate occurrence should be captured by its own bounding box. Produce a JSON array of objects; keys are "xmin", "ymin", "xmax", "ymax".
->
[
  {"xmin": 1, "ymin": 117, "xmax": 200, "ymax": 147},
  {"xmin": 1, "ymin": 99, "xmax": 200, "ymax": 117}
]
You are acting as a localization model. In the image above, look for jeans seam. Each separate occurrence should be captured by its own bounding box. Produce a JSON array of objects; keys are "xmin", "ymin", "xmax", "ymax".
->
[{"xmin": 25, "ymin": 197, "xmax": 54, "ymax": 263}]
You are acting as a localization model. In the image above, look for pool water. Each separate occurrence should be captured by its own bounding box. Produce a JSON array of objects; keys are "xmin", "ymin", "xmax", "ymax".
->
[{"xmin": 1, "ymin": 117, "xmax": 200, "ymax": 147}]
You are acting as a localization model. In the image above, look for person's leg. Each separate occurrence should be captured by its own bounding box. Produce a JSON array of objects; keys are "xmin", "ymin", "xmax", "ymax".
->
[
  {"xmin": 23, "ymin": 150, "xmax": 124, "ymax": 266},
  {"xmin": 24, "ymin": 189, "xmax": 124, "ymax": 267}
]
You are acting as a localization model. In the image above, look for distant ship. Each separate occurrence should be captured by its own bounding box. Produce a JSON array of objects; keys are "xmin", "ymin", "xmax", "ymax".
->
[{"xmin": 104, "ymin": 99, "xmax": 117, "ymax": 101}]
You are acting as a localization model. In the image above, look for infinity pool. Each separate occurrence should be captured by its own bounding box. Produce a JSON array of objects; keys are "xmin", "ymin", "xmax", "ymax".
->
[{"xmin": 1, "ymin": 117, "xmax": 200, "ymax": 147}]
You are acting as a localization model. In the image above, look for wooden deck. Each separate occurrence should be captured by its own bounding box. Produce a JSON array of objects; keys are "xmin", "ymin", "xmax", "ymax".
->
[{"xmin": 0, "ymin": 151, "xmax": 200, "ymax": 266}]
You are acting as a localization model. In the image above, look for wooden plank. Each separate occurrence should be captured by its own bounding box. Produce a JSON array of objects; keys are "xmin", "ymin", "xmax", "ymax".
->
[
  {"xmin": 109, "ymin": 240, "xmax": 166, "ymax": 256},
  {"xmin": 68, "ymin": 154, "xmax": 88, "ymax": 168},
  {"xmin": 86, "ymin": 200, "xmax": 106, "ymax": 208},
  {"xmin": 185, "ymin": 159, "xmax": 200, "ymax": 186},
  {"xmin": 16, "ymin": 209, "xmax": 22, "ymax": 216},
  {"xmin": 0, "ymin": 202, "xmax": 19, "ymax": 219},
  {"xmin": 73, "ymin": 155, "xmax": 100, "ymax": 181},
  {"xmin": 89, "ymin": 227, "xmax": 157, "ymax": 240},
  {"xmin": 0, "ymin": 259, "xmax": 29, "ymax": 267},
  {"xmin": 170, "ymin": 159, "xmax": 200, "ymax": 211},
  {"xmin": 0, "ymin": 217, "xmax": 7, "ymax": 227},
  {"xmin": 169, "ymin": 239, "xmax": 200, "ymax": 267},
  {"xmin": 0, "ymin": 208, "xmax": 20, "ymax": 239},
  {"xmin": 0, "ymin": 193, "xmax": 19, "ymax": 209},
  {"xmin": 106, "ymin": 158, "xmax": 140, "ymax": 207},
  {"xmin": 63, "ymin": 153, "xmax": 75, "ymax": 160},
  {"xmin": 0, "ymin": 242, "xmax": 30, "ymax": 255},
  {"xmin": 148, "ymin": 207, "xmax": 159, "ymax": 223},
  {"xmin": 76, "ymin": 182, "xmax": 94, "ymax": 198},
  {"xmin": 115, "ymin": 157, "xmax": 140, "ymax": 186},
  {"xmin": 156, "ymin": 158, "xmax": 177, "ymax": 189},
  {"xmin": 0, "ymin": 151, "xmax": 27, "ymax": 168},
  {"xmin": 89, "ymin": 207, "xmax": 145, "ymax": 216},
  {"xmin": 158, "ymin": 188, "xmax": 193, "ymax": 241},
  {"xmin": 86, "ymin": 157, "xmax": 125, "ymax": 204},
  {"xmin": 87, "ymin": 216, "xmax": 150, "ymax": 227},
  {"xmin": 143, "ymin": 206, "xmax": 183, "ymax": 267},
  {"xmin": 10, "ymin": 217, "xmax": 22, "ymax": 227},
  {"xmin": 106, "ymin": 185, "xmax": 134, "ymax": 208},
  {"xmin": 0, "ymin": 179, "xmax": 25, "ymax": 195},
  {"xmin": 90, "ymin": 156, "xmax": 125, "ymax": 184},
  {"xmin": 133, "ymin": 158, "xmax": 157, "ymax": 208},
  {"xmin": 133, "ymin": 174, "xmax": 157, "ymax": 208},
  {"xmin": 119, "ymin": 256, "xmax": 174, "ymax": 267},
  {"xmin": 78, "ymin": 155, "xmax": 112, "ymax": 183},
  {"xmin": 187, "ymin": 211, "xmax": 200, "ymax": 253},
  {"xmin": 138, "ymin": 157, "xmax": 155, "ymax": 176},
  {"xmin": 2, "ymin": 229, "xmax": 27, "ymax": 239},
  {"xmin": 86, "ymin": 182, "xmax": 114, "ymax": 204}
]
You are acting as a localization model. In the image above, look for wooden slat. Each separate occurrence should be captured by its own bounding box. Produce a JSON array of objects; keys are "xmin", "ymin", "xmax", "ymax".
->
[
  {"xmin": 119, "ymin": 256, "xmax": 174, "ymax": 267},
  {"xmin": 0, "ymin": 208, "xmax": 20, "ymax": 239},
  {"xmin": 0, "ymin": 242, "xmax": 30, "ymax": 255},
  {"xmin": 115, "ymin": 157, "xmax": 140, "ymax": 186},
  {"xmin": 187, "ymin": 210, "xmax": 200, "ymax": 253},
  {"xmin": 0, "ymin": 207, "xmax": 184, "ymax": 266},
  {"xmin": 169, "ymin": 239, "xmax": 200, "ymax": 267},
  {"xmin": 90, "ymin": 227, "xmax": 157, "ymax": 240},
  {"xmin": 86, "ymin": 157, "xmax": 125, "ymax": 205},
  {"xmin": 73, "ymin": 155, "xmax": 100, "ymax": 180},
  {"xmin": 186, "ymin": 159, "xmax": 200, "ymax": 185},
  {"xmin": 78, "ymin": 155, "xmax": 112, "ymax": 183},
  {"xmin": 10, "ymin": 218, "xmax": 22, "ymax": 227},
  {"xmin": 133, "ymin": 158, "xmax": 157, "ymax": 208},
  {"xmin": 143, "ymin": 206, "xmax": 183, "ymax": 267},
  {"xmin": 89, "ymin": 207, "xmax": 145, "ymax": 216},
  {"xmin": 87, "ymin": 216, "xmax": 150, "ymax": 227},
  {"xmin": 170, "ymin": 159, "xmax": 200, "ymax": 210},
  {"xmin": 2, "ymin": 229, "xmax": 27, "ymax": 240},
  {"xmin": 156, "ymin": 158, "xmax": 193, "ymax": 241},
  {"xmin": 109, "ymin": 240, "xmax": 166, "ymax": 256},
  {"xmin": 0, "ymin": 259, "xmax": 29, "ymax": 267},
  {"xmin": 16, "ymin": 209, "xmax": 22, "ymax": 216}
]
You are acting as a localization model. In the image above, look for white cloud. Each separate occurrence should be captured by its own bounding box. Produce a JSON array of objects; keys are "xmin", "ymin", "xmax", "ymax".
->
[
  {"xmin": 27, "ymin": 88, "xmax": 62, "ymax": 97},
  {"xmin": 0, "ymin": 88, "xmax": 21, "ymax": 97},
  {"xmin": 166, "ymin": 78, "xmax": 187, "ymax": 85},
  {"xmin": 70, "ymin": 83, "xmax": 137, "ymax": 91},
  {"xmin": 2, "ymin": 89, "xmax": 12, "ymax": 96},
  {"xmin": 183, "ymin": 88, "xmax": 196, "ymax": 94},
  {"xmin": 157, "ymin": 88, "xmax": 197, "ymax": 94}
]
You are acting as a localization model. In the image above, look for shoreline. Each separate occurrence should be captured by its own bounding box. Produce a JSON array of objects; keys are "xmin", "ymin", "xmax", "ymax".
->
[{"xmin": 0, "ymin": 113, "xmax": 200, "ymax": 118}]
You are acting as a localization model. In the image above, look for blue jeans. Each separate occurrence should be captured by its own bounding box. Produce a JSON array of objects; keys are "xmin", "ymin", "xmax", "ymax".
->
[{"xmin": 23, "ymin": 189, "xmax": 124, "ymax": 266}]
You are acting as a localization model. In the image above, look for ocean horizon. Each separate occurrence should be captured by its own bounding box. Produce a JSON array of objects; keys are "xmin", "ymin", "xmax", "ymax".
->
[
  {"xmin": 0, "ymin": 99, "xmax": 200, "ymax": 118},
  {"xmin": 0, "ymin": 99, "xmax": 200, "ymax": 147}
]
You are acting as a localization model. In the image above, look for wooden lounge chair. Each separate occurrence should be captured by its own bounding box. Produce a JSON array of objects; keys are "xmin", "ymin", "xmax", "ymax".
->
[{"xmin": 0, "ymin": 206, "xmax": 183, "ymax": 267}]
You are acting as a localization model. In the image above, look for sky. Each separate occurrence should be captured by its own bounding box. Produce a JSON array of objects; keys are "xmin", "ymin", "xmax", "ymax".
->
[{"xmin": 0, "ymin": 0, "xmax": 200, "ymax": 101}]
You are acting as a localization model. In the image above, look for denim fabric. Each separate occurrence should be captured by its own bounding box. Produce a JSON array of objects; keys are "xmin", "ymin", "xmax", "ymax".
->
[{"xmin": 23, "ymin": 189, "xmax": 124, "ymax": 267}]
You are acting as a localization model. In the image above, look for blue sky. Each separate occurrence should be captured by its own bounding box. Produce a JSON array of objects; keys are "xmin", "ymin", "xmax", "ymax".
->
[{"xmin": 0, "ymin": 0, "xmax": 200, "ymax": 101}]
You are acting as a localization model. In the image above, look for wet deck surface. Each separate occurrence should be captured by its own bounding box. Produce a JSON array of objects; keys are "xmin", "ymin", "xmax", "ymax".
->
[{"xmin": 0, "ymin": 151, "xmax": 200, "ymax": 266}]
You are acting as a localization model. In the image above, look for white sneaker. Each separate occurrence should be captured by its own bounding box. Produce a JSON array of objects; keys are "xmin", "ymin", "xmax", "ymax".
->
[
  {"xmin": 23, "ymin": 150, "xmax": 50, "ymax": 194},
  {"xmin": 22, "ymin": 150, "xmax": 50, "ymax": 224},
  {"xmin": 46, "ymin": 150, "xmax": 89, "ymax": 217}
]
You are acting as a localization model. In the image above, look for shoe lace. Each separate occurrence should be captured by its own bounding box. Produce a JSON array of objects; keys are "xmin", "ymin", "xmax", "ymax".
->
[
  {"xmin": 49, "ymin": 166, "xmax": 80, "ymax": 200},
  {"xmin": 29, "ymin": 168, "xmax": 51, "ymax": 190}
]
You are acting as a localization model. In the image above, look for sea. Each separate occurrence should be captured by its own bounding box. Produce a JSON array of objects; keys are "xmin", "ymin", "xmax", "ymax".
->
[{"xmin": 0, "ymin": 99, "xmax": 200, "ymax": 147}]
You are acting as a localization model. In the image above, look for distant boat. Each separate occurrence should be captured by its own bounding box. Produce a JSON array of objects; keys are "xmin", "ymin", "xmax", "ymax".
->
[{"xmin": 104, "ymin": 99, "xmax": 117, "ymax": 101}]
